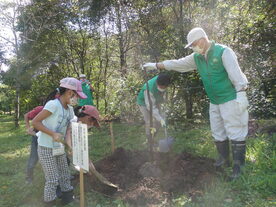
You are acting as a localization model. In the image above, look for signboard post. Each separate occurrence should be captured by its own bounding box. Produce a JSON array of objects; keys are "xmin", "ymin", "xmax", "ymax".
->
[
  {"xmin": 71, "ymin": 122, "xmax": 89, "ymax": 207},
  {"xmin": 109, "ymin": 122, "xmax": 115, "ymax": 153}
]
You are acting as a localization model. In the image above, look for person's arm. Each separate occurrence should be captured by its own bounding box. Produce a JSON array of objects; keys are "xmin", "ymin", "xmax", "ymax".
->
[
  {"xmin": 144, "ymin": 53, "xmax": 197, "ymax": 73},
  {"xmin": 89, "ymin": 84, "xmax": 95, "ymax": 92},
  {"xmin": 222, "ymin": 48, "xmax": 248, "ymax": 91},
  {"xmin": 24, "ymin": 113, "xmax": 31, "ymax": 129},
  {"xmin": 32, "ymin": 109, "xmax": 63, "ymax": 142},
  {"xmin": 65, "ymin": 107, "xmax": 76, "ymax": 151},
  {"xmin": 24, "ymin": 113, "xmax": 36, "ymax": 136},
  {"xmin": 85, "ymin": 79, "xmax": 94, "ymax": 92},
  {"xmin": 144, "ymin": 90, "xmax": 163, "ymax": 122},
  {"xmin": 161, "ymin": 53, "xmax": 197, "ymax": 72},
  {"xmin": 222, "ymin": 48, "xmax": 249, "ymax": 111},
  {"xmin": 64, "ymin": 123, "xmax": 72, "ymax": 154}
]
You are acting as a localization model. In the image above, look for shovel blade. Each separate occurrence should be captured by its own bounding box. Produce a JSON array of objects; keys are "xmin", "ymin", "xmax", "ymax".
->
[{"xmin": 158, "ymin": 136, "xmax": 174, "ymax": 153}]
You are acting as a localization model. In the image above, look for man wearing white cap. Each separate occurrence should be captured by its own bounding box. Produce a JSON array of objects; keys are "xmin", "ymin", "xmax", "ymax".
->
[{"xmin": 143, "ymin": 27, "xmax": 249, "ymax": 180}]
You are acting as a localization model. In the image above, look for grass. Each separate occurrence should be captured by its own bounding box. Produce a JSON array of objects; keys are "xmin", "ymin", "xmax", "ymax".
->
[{"xmin": 0, "ymin": 114, "xmax": 275, "ymax": 207}]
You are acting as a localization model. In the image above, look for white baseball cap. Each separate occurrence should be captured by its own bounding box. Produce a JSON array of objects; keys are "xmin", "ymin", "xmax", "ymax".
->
[
  {"xmin": 79, "ymin": 74, "xmax": 86, "ymax": 78},
  {"xmin": 185, "ymin": 27, "xmax": 208, "ymax": 48}
]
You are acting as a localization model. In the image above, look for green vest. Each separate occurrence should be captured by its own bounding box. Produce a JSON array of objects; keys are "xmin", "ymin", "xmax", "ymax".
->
[
  {"xmin": 194, "ymin": 42, "xmax": 236, "ymax": 104},
  {"xmin": 137, "ymin": 75, "xmax": 164, "ymax": 106},
  {"xmin": 78, "ymin": 82, "xmax": 94, "ymax": 106}
]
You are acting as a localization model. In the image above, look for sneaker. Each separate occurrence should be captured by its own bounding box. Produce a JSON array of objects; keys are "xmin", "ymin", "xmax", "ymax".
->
[
  {"xmin": 56, "ymin": 185, "xmax": 62, "ymax": 199},
  {"xmin": 61, "ymin": 190, "xmax": 78, "ymax": 206}
]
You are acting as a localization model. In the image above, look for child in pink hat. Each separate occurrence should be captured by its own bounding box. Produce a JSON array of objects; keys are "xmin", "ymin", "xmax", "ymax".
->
[
  {"xmin": 65, "ymin": 104, "xmax": 101, "ymax": 150},
  {"xmin": 64, "ymin": 105, "xmax": 101, "ymax": 174},
  {"xmin": 32, "ymin": 77, "xmax": 86, "ymax": 206}
]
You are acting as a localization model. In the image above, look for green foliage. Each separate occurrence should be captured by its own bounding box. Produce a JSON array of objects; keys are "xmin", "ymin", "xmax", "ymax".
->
[
  {"xmin": 235, "ymin": 133, "xmax": 276, "ymax": 197},
  {"xmin": 1, "ymin": 0, "xmax": 275, "ymax": 123},
  {"xmin": 1, "ymin": 115, "xmax": 275, "ymax": 207},
  {"xmin": 0, "ymin": 0, "xmax": 275, "ymax": 205},
  {"xmin": 0, "ymin": 84, "xmax": 15, "ymax": 114},
  {"xmin": 0, "ymin": 115, "xmax": 44, "ymax": 207}
]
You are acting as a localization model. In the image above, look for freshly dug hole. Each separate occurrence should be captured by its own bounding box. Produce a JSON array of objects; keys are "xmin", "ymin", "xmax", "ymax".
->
[{"xmin": 78, "ymin": 148, "xmax": 217, "ymax": 206}]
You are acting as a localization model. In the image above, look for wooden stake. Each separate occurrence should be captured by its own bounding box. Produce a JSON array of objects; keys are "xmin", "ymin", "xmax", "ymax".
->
[
  {"xmin": 80, "ymin": 168, "xmax": 84, "ymax": 207},
  {"xmin": 109, "ymin": 122, "xmax": 115, "ymax": 153}
]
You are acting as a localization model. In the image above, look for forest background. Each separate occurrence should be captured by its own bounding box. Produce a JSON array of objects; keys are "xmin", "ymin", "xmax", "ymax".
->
[{"xmin": 0, "ymin": 0, "xmax": 275, "ymax": 126}]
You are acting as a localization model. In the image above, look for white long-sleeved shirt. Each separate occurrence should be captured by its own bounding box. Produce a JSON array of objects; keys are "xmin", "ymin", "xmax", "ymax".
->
[
  {"xmin": 143, "ymin": 90, "xmax": 163, "ymax": 122},
  {"xmin": 162, "ymin": 46, "xmax": 248, "ymax": 92}
]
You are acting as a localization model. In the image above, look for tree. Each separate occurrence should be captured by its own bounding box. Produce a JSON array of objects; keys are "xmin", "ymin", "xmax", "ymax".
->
[
  {"xmin": 0, "ymin": 0, "xmax": 32, "ymax": 127},
  {"xmin": 1, "ymin": 0, "xmax": 274, "ymax": 125}
]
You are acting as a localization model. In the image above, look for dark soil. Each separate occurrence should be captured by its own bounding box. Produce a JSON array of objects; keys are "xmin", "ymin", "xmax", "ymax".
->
[{"xmin": 80, "ymin": 148, "xmax": 218, "ymax": 206}]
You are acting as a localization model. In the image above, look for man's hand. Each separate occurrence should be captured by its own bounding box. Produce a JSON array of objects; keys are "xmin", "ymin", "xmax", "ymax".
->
[
  {"xmin": 160, "ymin": 119, "xmax": 166, "ymax": 128},
  {"xmin": 235, "ymin": 91, "xmax": 249, "ymax": 112},
  {"xmin": 143, "ymin": 63, "xmax": 157, "ymax": 71}
]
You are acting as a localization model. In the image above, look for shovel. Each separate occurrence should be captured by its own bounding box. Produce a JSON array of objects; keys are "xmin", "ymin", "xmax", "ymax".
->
[
  {"xmin": 88, "ymin": 160, "xmax": 118, "ymax": 191},
  {"xmin": 60, "ymin": 140, "xmax": 118, "ymax": 192},
  {"xmin": 158, "ymin": 126, "xmax": 174, "ymax": 153}
]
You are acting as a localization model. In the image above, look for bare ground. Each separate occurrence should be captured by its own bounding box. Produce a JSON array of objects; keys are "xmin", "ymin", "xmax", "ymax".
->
[{"xmin": 74, "ymin": 147, "xmax": 218, "ymax": 206}]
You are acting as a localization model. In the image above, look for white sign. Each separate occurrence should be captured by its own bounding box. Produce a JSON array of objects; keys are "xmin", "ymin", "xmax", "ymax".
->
[{"xmin": 71, "ymin": 122, "xmax": 89, "ymax": 172}]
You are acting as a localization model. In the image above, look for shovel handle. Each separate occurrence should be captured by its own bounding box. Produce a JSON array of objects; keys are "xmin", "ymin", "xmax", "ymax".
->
[{"xmin": 164, "ymin": 126, "xmax": 168, "ymax": 139}]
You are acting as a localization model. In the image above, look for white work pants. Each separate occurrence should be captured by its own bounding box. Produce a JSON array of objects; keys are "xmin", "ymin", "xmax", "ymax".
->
[
  {"xmin": 209, "ymin": 99, "xmax": 248, "ymax": 142},
  {"xmin": 138, "ymin": 105, "xmax": 161, "ymax": 137}
]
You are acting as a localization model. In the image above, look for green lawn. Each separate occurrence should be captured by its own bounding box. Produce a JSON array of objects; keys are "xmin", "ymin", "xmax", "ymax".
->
[{"xmin": 0, "ymin": 115, "xmax": 275, "ymax": 207}]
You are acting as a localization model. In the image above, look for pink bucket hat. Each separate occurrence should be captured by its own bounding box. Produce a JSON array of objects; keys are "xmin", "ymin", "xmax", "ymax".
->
[
  {"xmin": 82, "ymin": 105, "xmax": 101, "ymax": 127},
  {"xmin": 60, "ymin": 77, "xmax": 87, "ymax": 99}
]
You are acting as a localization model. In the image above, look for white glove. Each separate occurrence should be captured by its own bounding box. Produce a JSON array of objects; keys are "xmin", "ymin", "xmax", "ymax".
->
[
  {"xmin": 143, "ymin": 63, "xmax": 157, "ymax": 71},
  {"xmin": 235, "ymin": 91, "xmax": 249, "ymax": 112},
  {"xmin": 160, "ymin": 119, "xmax": 166, "ymax": 128}
]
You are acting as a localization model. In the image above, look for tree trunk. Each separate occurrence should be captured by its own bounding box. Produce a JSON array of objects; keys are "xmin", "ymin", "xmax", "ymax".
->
[
  {"xmin": 183, "ymin": 89, "xmax": 193, "ymax": 119},
  {"xmin": 103, "ymin": 19, "xmax": 110, "ymax": 115},
  {"xmin": 115, "ymin": 1, "xmax": 127, "ymax": 76},
  {"xmin": 14, "ymin": 86, "xmax": 20, "ymax": 128},
  {"xmin": 179, "ymin": 0, "xmax": 193, "ymax": 119},
  {"xmin": 185, "ymin": 95, "xmax": 193, "ymax": 119}
]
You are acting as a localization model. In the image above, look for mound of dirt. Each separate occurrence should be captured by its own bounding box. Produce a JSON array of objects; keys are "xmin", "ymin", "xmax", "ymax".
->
[{"xmin": 81, "ymin": 148, "xmax": 217, "ymax": 206}]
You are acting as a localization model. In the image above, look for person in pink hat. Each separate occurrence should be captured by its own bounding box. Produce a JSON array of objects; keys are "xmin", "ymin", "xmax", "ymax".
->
[
  {"xmin": 73, "ymin": 105, "xmax": 100, "ymax": 127},
  {"xmin": 65, "ymin": 105, "xmax": 101, "ymax": 147},
  {"xmin": 33, "ymin": 77, "xmax": 87, "ymax": 207},
  {"xmin": 64, "ymin": 105, "xmax": 101, "ymax": 173}
]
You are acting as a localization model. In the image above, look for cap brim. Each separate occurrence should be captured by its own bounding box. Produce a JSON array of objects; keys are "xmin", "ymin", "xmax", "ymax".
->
[
  {"xmin": 77, "ymin": 92, "xmax": 87, "ymax": 99},
  {"xmin": 185, "ymin": 42, "xmax": 193, "ymax": 48}
]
